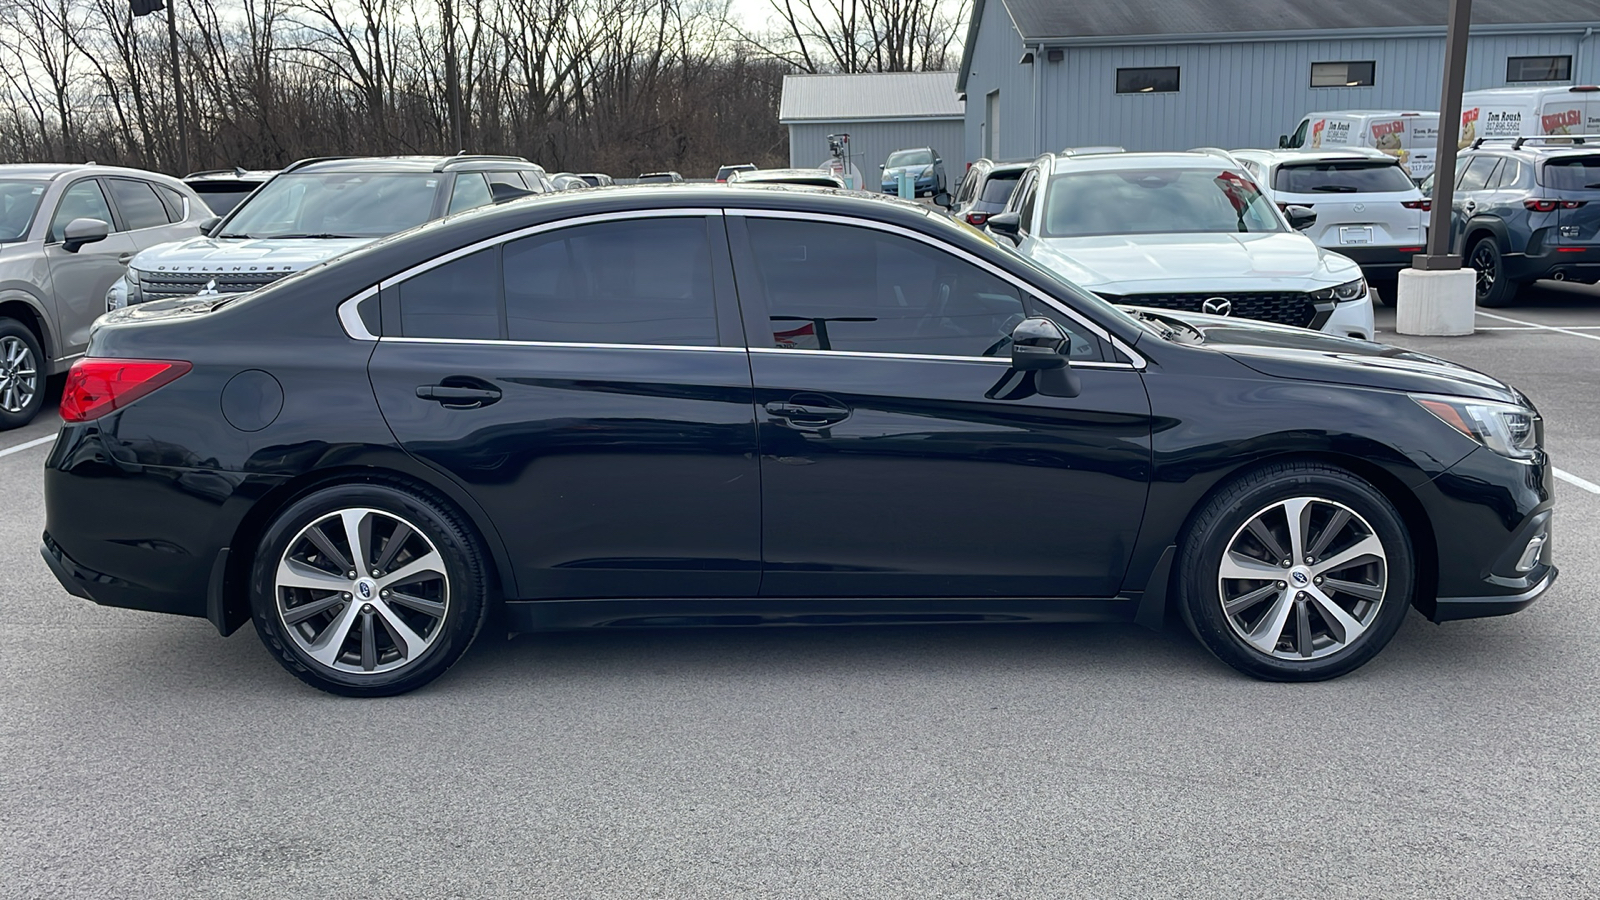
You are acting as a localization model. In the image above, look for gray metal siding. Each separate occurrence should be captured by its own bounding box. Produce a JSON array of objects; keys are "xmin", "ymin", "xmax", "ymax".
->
[
  {"xmin": 787, "ymin": 120, "xmax": 966, "ymax": 185},
  {"xmin": 965, "ymin": 23, "xmax": 1600, "ymax": 157}
]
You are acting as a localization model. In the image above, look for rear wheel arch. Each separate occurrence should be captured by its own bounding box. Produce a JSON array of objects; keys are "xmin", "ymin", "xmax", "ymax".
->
[{"xmin": 221, "ymin": 464, "xmax": 518, "ymax": 633}]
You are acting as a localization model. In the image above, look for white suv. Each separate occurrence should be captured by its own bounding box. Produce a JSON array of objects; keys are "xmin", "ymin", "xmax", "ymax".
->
[
  {"xmin": 987, "ymin": 150, "xmax": 1375, "ymax": 341},
  {"xmin": 1232, "ymin": 147, "xmax": 1430, "ymax": 296}
]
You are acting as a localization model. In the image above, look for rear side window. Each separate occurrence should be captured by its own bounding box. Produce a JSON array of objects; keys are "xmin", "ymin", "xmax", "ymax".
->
[
  {"xmin": 107, "ymin": 178, "xmax": 171, "ymax": 230},
  {"xmin": 447, "ymin": 173, "xmax": 493, "ymax": 214},
  {"xmin": 980, "ymin": 171, "xmax": 1023, "ymax": 204},
  {"xmin": 156, "ymin": 185, "xmax": 189, "ymax": 221},
  {"xmin": 502, "ymin": 218, "xmax": 718, "ymax": 346},
  {"xmin": 1542, "ymin": 156, "xmax": 1600, "ymax": 192},
  {"xmin": 398, "ymin": 248, "xmax": 501, "ymax": 339},
  {"xmin": 1274, "ymin": 162, "xmax": 1415, "ymax": 194}
]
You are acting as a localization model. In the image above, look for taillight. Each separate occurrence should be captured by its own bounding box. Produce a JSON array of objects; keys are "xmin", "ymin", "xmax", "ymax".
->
[
  {"xmin": 1402, "ymin": 199, "xmax": 1432, "ymax": 211},
  {"xmin": 966, "ymin": 211, "xmax": 990, "ymax": 226},
  {"xmin": 1525, "ymin": 199, "xmax": 1561, "ymax": 213},
  {"xmin": 60, "ymin": 358, "xmax": 192, "ymax": 423},
  {"xmin": 1563, "ymin": 200, "xmax": 1588, "ymax": 209}
]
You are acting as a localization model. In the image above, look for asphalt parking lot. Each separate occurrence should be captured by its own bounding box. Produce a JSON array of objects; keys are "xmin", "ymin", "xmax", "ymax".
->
[{"xmin": 3, "ymin": 285, "xmax": 1599, "ymax": 899}]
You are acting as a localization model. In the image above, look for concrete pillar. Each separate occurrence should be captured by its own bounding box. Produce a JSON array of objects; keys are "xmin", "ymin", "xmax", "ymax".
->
[{"xmin": 1395, "ymin": 268, "xmax": 1476, "ymax": 336}]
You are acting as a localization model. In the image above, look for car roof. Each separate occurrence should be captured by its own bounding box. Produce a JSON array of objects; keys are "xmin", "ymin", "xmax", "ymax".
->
[
  {"xmin": 1463, "ymin": 140, "xmax": 1600, "ymax": 159},
  {"xmin": 0, "ymin": 162, "xmax": 186, "ymax": 183},
  {"xmin": 184, "ymin": 168, "xmax": 279, "ymax": 181},
  {"xmin": 1048, "ymin": 150, "xmax": 1243, "ymax": 175},
  {"xmin": 1231, "ymin": 147, "xmax": 1397, "ymax": 166},
  {"xmin": 1301, "ymin": 110, "xmax": 1438, "ymax": 118},
  {"xmin": 285, "ymin": 155, "xmax": 543, "ymax": 174}
]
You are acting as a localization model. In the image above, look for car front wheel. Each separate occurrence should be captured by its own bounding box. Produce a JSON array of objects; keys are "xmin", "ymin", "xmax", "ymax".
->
[
  {"xmin": 249, "ymin": 482, "xmax": 490, "ymax": 696},
  {"xmin": 1179, "ymin": 463, "xmax": 1414, "ymax": 681},
  {"xmin": 0, "ymin": 318, "xmax": 46, "ymax": 430}
]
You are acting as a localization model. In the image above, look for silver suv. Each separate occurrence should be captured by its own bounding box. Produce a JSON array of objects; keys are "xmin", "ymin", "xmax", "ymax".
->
[{"xmin": 0, "ymin": 164, "xmax": 207, "ymax": 427}]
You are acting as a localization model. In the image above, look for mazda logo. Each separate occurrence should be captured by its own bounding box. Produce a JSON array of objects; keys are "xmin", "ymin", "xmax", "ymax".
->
[
  {"xmin": 1201, "ymin": 297, "xmax": 1232, "ymax": 316},
  {"xmin": 1291, "ymin": 572, "xmax": 1309, "ymax": 586}
]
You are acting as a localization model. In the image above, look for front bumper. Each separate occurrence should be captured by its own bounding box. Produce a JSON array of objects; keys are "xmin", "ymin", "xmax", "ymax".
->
[{"xmin": 1318, "ymin": 296, "xmax": 1375, "ymax": 341}]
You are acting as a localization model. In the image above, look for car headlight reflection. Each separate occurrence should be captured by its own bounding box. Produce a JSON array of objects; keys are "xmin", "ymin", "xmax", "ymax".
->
[{"xmin": 1414, "ymin": 394, "xmax": 1540, "ymax": 460}]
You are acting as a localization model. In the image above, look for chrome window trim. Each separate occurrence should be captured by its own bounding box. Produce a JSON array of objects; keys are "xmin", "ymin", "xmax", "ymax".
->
[
  {"xmin": 725, "ymin": 207, "xmax": 1146, "ymax": 368},
  {"xmin": 748, "ymin": 346, "xmax": 1135, "ymax": 370},
  {"xmin": 337, "ymin": 286, "xmax": 379, "ymax": 341},
  {"xmin": 377, "ymin": 336, "xmax": 746, "ymax": 353}
]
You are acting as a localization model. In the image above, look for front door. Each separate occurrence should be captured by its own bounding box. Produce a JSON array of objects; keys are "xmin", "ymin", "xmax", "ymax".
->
[
  {"xmin": 43, "ymin": 178, "xmax": 139, "ymax": 357},
  {"xmin": 728, "ymin": 214, "xmax": 1153, "ymax": 599},
  {"xmin": 368, "ymin": 213, "xmax": 761, "ymax": 599}
]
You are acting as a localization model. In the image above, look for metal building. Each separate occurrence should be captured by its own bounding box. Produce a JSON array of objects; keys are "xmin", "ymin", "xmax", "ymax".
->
[
  {"xmin": 779, "ymin": 72, "xmax": 965, "ymax": 186},
  {"xmin": 956, "ymin": 0, "xmax": 1600, "ymax": 165}
]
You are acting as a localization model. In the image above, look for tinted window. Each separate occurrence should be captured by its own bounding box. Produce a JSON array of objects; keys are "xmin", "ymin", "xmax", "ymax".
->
[
  {"xmin": 49, "ymin": 180, "xmax": 114, "ymax": 242},
  {"xmin": 0, "ymin": 181, "xmax": 46, "ymax": 242},
  {"xmin": 156, "ymin": 185, "xmax": 189, "ymax": 221},
  {"xmin": 1508, "ymin": 55, "xmax": 1571, "ymax": 83},
  {"xmin": 503, "ymin": 218, "xmax": 718, "ymax": 346},
  {"xmin": 190, "ymin": 184, "xmax": 256, "ymax": 216},
  {"xmin": 1542, "ymin": 157, "xmax": 1600, "ymax": 191},
  {"xmin": 398, "ymin": 248, "xmax": 501, "ymax": 339},
  {"xmin": 1274, "ymin": 162, "xmax": 1416, "ymax": 193},
  {"xmin": 1457, "ymin": 156, "xmax": 1499, "ymax": 192},
  {"xmin": 107, "ymin": 178, "xmax": 171, "ymax": 230},
  {"xmin": 1488, "ymin": 159, "xmax": 1522, "ymax": 190},
  {"xmin": 1043, "ymin": 168, "xmax": 1281, "ymax": 237},
  {"xmin": 1116, "ymin": 67, "xmax": 1179, "ymax": 94},
  {"xmin": 744, "ymin": 218, "xmax": 1035, "ymax": 358},
  {"xmin": 448, "ymin": 173, "xmax": 493, "ymax": 214},
  {"xmin": 219, "ymin": 173, "xmax": 439, "ymax": 239},
  {"xmin": 980, "ymin": 171, "xmax": 1023, "ymax": 204}
]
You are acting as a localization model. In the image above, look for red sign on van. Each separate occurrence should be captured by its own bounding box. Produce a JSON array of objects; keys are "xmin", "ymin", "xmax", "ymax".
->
[
  {"xmin": 1371, "ymin": 120, "xmax": 1405, "ymax": 138},
  {"xmin": 1542, "ymin": 109, "xmax": 1581, "ymax": 133},
  {"xmin": 1462, "ymin": 108, "xmax": 1479, "ymax": 124}
]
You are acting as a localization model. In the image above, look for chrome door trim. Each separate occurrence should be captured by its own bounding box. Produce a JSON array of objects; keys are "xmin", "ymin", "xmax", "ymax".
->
[{"xmin": 378, "ymin": 336, "xmax": 748, "ymax": 354}]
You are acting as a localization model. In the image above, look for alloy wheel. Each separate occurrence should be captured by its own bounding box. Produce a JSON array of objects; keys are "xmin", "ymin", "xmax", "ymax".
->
[
  {"xmin": 275, "ymin": 507, "xmax": 450, "ymax": 675},
  {"xmin": 1471, "ymin": 244, "xmax": 1497, "ymax": 299},
  {"xmin": 1217, "ymin": 497, "xmax": 1388, "ymax": 660},
  {"xmin": 0, "ymin": 335, "xmax": 38, "ymax": 414}
]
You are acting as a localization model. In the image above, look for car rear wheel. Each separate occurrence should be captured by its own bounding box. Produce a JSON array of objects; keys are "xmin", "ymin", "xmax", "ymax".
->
[
  {"xmin": 0, "ymin": 319, "xmax": 46, "ymax": 430},
  {"xmin": 250, "ymin": 483, "xmax": 490, "ymax": 696},
  {"xmin": 1178, "ymin": 463, "xmax": 1414, "ymax": 681},
  {"xmin": 1469, "ymin": 237, "xmax": 1522, "ymax": 308}
]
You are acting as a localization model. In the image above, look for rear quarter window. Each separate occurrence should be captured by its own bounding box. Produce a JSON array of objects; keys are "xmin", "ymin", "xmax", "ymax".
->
[
  {"xmin": 1542, "ymin": 156, "xmax": 1600, "ymax": 192},
  {"xmin": 1274, "ymin": 162, "xmax": 1416, "ymax": 194}
]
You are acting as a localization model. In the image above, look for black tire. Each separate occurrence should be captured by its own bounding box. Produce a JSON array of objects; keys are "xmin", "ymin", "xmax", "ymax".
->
[
  {"xmin": 1177, "ymin": 462, "xmax": 1414, "ymax": 682},
  {"xmin": 0, "ymin": 317, "xmax": 47, "ymax": 430},
  {"xmin": 249, "ymin": 482, "xmax": 490, "ymax": 696},
  {"xmin": 1468, "ymin": 237, "xmax": 1522, "ymax": 308},
  {"xmin": 1368, "ymin": 278, "xmax": 1396, "ymax": 307}
]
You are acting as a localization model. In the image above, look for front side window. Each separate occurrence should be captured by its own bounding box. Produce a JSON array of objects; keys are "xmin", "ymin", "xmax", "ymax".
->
[
  {"xmin": 1310, "ymin": 61, "xmax": 1375, "ymax": 88},
  {"xmin": 1456, "ymin": 156, "xmax": 1499, "ymax": 192},
  {"xmin": 107, "ymin": 178, "xmax": 171, "ymax": 230},
  {"xmin": 1274, "ymin": 162, "xmax": 1416, "ymax": 194},
  {"xmin": 502, "ymin": 218, "xmax": 718, "ymax": 346},
  {"xmin": 1116, "ymin": 67, "xmax": 1179, "ymax": 94},
  {"xmin": 1043, "ymin": 168, "xmax": 1282, "ymax": 237},
  {"xmin": 885, "ymin": 149, "xmax": 934, "ymax": 168},
  {"xmin": 218, "ymin": 172, "xmax": 440, "ymax": 239},
  {"xmin": 0, "ymin": 181, "xmax": 46, "ymax": 242},
  {"xmin": 1508, "ymin": 56, "xmax": 1571, "ymax": 83},
  {"xmin": 448, "ymin": 173, "xmax": 493, "ymax": 214},
  {"xmin": 49, "ymin": 179, "xmax": 115, "ymax": 242}
]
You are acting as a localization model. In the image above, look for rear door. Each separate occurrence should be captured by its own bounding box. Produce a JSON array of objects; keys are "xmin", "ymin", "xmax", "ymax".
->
[
  {"xmin": 1272, "ymin": 159, "xmax": 1424, "ymax": 251},
  {"xmin": 368, "ymin": 211, "xmax": 761, "ymax": 599},
  {"xmin": 42, "ymin": 177, "xmax": 140, "ymax": 356},
  {"xmin": 1544, "ymin": 153, "xmax": 1600, "ymax": 248}
]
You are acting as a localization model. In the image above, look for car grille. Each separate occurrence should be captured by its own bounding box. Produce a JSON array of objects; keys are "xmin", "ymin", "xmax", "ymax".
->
[
  {"xmin": 136, "ymin": 270, "xmax": 288, "ymax": 301},
  {"xmin": 1103, "ymin": 292, "xmax": 1318, "ymax": 329}
]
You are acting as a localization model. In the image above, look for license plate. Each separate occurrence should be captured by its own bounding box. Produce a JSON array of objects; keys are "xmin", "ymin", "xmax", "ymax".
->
[{"xmin": 1339, "ymin": 226, "xmax": 1374, "ymax": 245}]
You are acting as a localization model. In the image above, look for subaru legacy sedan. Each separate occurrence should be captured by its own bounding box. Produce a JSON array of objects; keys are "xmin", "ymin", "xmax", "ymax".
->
[{"xmin": 42, "ymin": 187, "xmax": 1555, "ymax": 696}]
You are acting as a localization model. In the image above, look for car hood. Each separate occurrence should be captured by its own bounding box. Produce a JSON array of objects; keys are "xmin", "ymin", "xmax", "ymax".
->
[
  {"xmin": 1029, "ymin": 232, "xmax": 1362, "ymax": 293},
  {"xmin": 1131, "ymin": 307, "xmax": 1526, "ymax": 405},
  {"xmin": 129, "ymin": 236, "xmax": 375, "ymax": 273}
]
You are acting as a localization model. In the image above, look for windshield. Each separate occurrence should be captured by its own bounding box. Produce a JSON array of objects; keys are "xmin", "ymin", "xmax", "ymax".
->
[
  {"xmin": 1043, "ymin": 168, "xmax": 1283, "ymax": 237},
  {"xmin": 886, "ymin": 150, "xmax": 934, "ymax": 168},
  {"xmin": 189, "ymin": 183, "xmax": 261, "ymax": 216},
  {"xmin": 0, "ymin": 180, "xmax": 46, "ymax": 242},
  {"xmin": 1542, "ymin": 156, "xmax": 1600, "ymax": 191},
  {"xmin": 1275, "ymin": 161, "xmax": 1416, "ymax": 194},
  {"xmin": 217, "ymin": 172, "xmax": 439, "ymax": 238}
]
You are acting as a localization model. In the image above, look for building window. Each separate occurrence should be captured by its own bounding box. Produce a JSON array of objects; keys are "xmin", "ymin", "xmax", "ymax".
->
[
  {"xmin": 1507, "ymin": 56, "xmax": 1572, "ymax": 83},
  {"xmin": 1311, "ymin": 61, "xmax": 1375, "ymax": 87},
  {"xmin": 1115, "ymin": 67, "xmax": 1179, "ymax": 94}
]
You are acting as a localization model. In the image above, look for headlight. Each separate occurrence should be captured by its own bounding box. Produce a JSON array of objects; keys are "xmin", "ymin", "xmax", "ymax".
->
[
  {"xmin": 920, "ymin": 165, "xmax": 934, "ymax": 176},
  {"xmin": 1311, "ymin": 278, "xmax": 1367, "ymax": 303},
  {"xmin": 1413, "ymin": 393, "xmax": 1540, "ymax": 460},
  {"xmin": 106, "ymin": 273, "xmax": 141, "ymax": 311}
]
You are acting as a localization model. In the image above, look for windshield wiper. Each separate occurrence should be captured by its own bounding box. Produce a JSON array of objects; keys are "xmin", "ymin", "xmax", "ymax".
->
[
  {"xmin": 214, "ymin": 232, "xmax": 255, "ymax": 239},
  {"xmin": 1310, "ymin": 185, "xmax": 1359, "ymax": 192},
  {"xmin": 260, "ymin": 233, "xmax": 364, "ymax": 239}
]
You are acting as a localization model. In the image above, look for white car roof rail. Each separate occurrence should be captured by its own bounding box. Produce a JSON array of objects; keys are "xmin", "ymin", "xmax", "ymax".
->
[
  {"xmin": 1188, "ymin": 147, "xmax": 1242, "ymax": 164},
  {"xmin": 1470, "ymin": 135, "xmax": 1600, "ymax": 150},
  {"xmin": 1060, "ymin": 145, "xmax": 1125, "ymax": 156}
]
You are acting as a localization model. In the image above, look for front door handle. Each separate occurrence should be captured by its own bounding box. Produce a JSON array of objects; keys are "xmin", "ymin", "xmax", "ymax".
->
[
  {"xmin": 417, "ymin": 381, "xmax": 502, "ymax": 409},
  {"xmin": 764, "ymin": 399, "xmax": 850, "ymax": 428},
  {"xmin": 117, "ymin": 252, "xmax": 135, "ymax": 265}
]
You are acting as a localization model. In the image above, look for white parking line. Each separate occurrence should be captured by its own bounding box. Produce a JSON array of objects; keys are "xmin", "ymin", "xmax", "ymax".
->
[
  {"xmin": 1475, "ymin": 311, "xmax": 1600, "ymax": 343},
  {"xmin": 0, "ymin": 435, "xmax": 55, "ymax": 459},
  {"xmin": 1556, "ymin": 468, "xmax": 1600, "ymax": 495}
]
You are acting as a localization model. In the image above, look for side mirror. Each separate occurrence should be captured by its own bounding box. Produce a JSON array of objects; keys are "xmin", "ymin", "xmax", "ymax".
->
[
  {"xmin": 198, "ymin": 216, "xmax": 222, "ymax": 236},
  {"xmin": 1284, "ymin": 205, "xmax": 1317, "ymax": 231},
  {"xmin": 986, "ymin": 211, "xmax": 1022, "ymax": 242},
  {"xmin": 878, "ymin": 164, "xmax": 885, "ymax": 170},
  {"xmin": 62, "ymin": 217, "xmax": 109, "ymax": 252},
  {"xmin": 1278, "ymin": 134, "xmax": 1290, "ymax": 149},
  {"xmin": 935, "ymin": 157, "xmax": 943, "ymax": 164},
  {"xmin": 932, "ymin": 190, "xmax": 954, "ymax": 210},
  {"xmin": 1009, "ymin": 316, "xmax": 1080, "ymax": 397}
]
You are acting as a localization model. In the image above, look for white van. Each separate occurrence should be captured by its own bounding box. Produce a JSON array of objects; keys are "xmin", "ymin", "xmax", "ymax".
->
[
  {"xmin": 1457, "ymin": 85, "xmax": 1600, "ymax": 147},
  {"xmin": 1280, "ymin": 111, "xmax": 1440, "ymax": 181}
]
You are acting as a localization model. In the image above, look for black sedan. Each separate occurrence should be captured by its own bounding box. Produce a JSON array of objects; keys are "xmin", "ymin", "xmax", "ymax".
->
[{"xmin": 42, "ymin": 186, "xmax": 1556, "ymax": 696}]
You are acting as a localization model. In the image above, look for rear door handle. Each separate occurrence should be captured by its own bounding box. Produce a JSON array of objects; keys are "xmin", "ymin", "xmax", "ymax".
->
[
  {"xmin": 417, "ymin": 382, "xmax": 502, "ymax": 409},
  {"xmin": 764, "ymin": 400, "xmax": 850, "ymax": 427}
]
